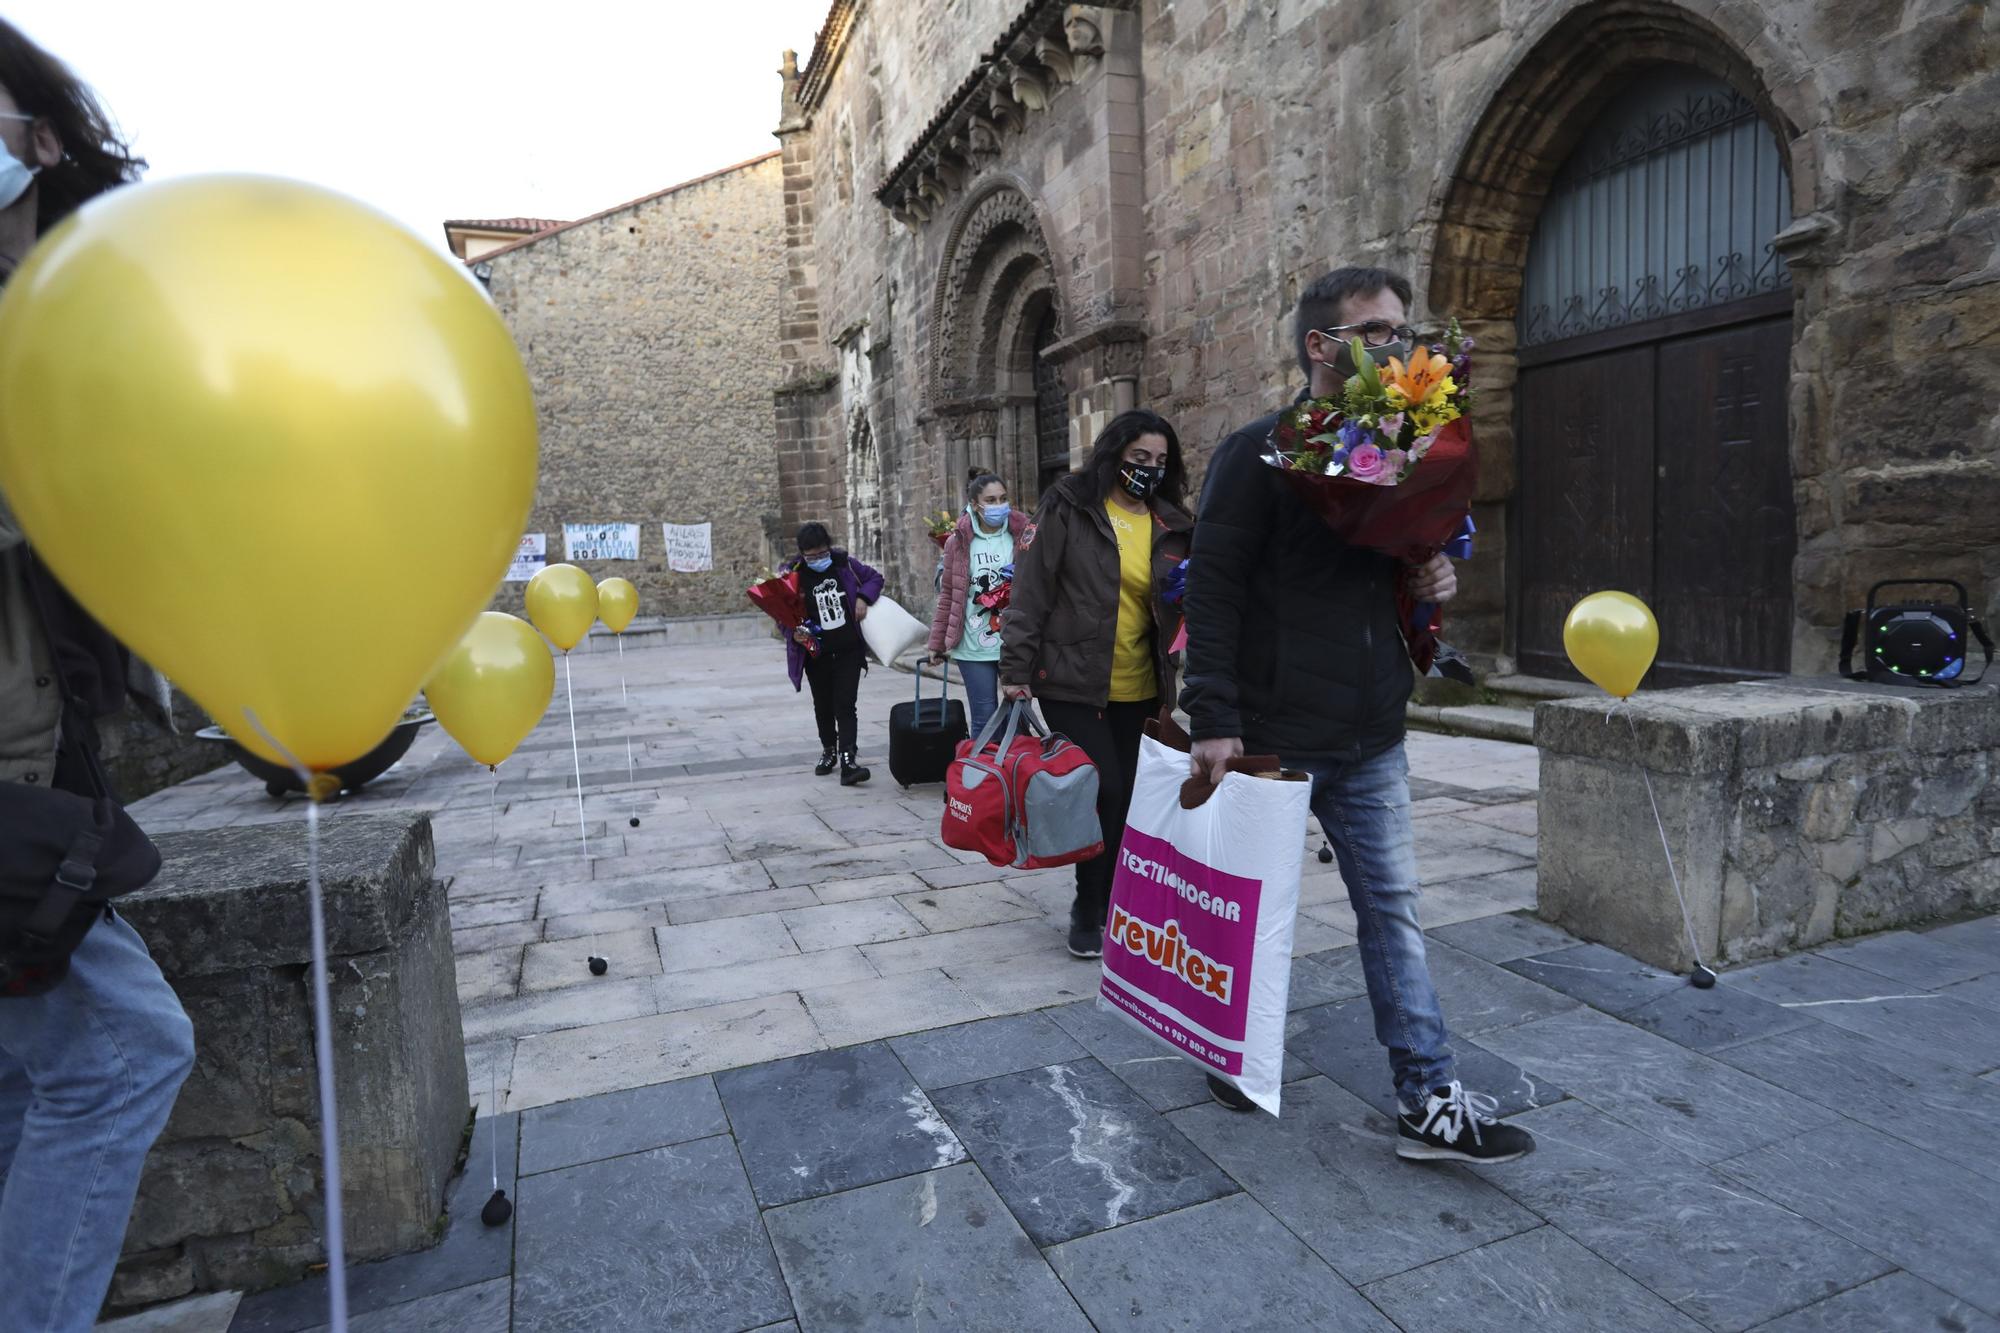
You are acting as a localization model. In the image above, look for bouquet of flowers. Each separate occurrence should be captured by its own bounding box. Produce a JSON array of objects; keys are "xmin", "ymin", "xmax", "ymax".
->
[
  {"xmin": 924, "ymin": 511, "xmax": 957, "ymax": 549},
  {"xmin": 746, "ymin": 568, "xmax": 819, "ymax": 657},
  {"xmin": 1262, "ymin": 322, "xmax": 1479, "ymax": 673}
]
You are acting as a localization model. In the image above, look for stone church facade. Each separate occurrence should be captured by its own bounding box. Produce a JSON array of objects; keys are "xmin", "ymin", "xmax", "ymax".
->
[{"xmin": 769, "ymin": 0, "xmax": 1998, "ymax": 682}]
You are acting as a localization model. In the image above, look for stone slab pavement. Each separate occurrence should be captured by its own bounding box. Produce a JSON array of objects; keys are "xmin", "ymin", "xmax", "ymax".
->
[{"xmin": 118, "ymin": 636, "xmax": 2000, "ymax": 1331}]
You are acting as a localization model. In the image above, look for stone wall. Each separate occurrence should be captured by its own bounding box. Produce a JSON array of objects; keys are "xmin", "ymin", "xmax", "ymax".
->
[
  {"xmin": 482, "ymin": 155, "xmax": 788, "ymax": 616},
  {"xmin": 773, "ymin": 0, "xmax": 1998, "ymax": 672},
  {"xmin": 96, "ymin": 687, "xmax": 228, "ymax": 803},
  {"xmin": 108, "ymin": 813, "xmax": 468, "ymax": 1306},
  {"xmin": 1536, "ymin": 678, "xmax": 1999, "ymax": 973}
]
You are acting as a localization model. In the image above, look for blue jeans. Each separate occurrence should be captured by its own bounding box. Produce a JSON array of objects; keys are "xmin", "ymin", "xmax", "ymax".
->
[
  {"xmin": 1289, "ymin": 742, "xmax": 1455, "ymax": 1108},
  {"xmin": 0, "ymin": 911, "xmax": 195, "ymax": 1331},
  {"xmin": 954, "ymin": 658, "xmax": 1000, "ymax": 740}
]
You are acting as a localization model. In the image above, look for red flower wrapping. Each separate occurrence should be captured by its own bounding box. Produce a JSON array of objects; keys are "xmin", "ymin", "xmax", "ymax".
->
[
  {"xmin": 1273, "ymin": 418, "xmax": 1476, "ymax": 674},
  {"xmin": 974, "ymin": 580, "xmax": 1012, "ymax": 634},
  {"xmin": 747, "ymin": 571, "xmax": 819, "ymax": 657}
]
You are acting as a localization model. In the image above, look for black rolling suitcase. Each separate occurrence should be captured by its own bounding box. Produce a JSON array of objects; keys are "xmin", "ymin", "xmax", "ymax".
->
[{"xmin": 889, "ymin": 662, "xmax": 968, "ymax": 787}]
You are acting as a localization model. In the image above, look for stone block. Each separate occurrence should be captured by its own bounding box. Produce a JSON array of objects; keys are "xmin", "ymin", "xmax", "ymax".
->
[
  {"xmin": 1538, "ymin": 680, "xmax": 2000, "ymax": 971},
  {"xmin": 114, "ymin": 813, "xmax": 470, "ymax": 1297}
]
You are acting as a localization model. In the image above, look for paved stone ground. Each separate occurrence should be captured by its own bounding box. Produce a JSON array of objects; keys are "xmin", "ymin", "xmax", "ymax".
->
[{"xmin": 122, "ymin": 635, "xmax": 2000, "ymax": 1332}]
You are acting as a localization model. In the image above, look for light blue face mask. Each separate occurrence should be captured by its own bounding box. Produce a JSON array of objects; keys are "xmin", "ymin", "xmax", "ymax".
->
[
  {"xmin": 980, "ymin": 503, "xmax": 1010, "ymax": 528},
  {"xmin": 804, "ymin": 555, "xmax": 833, "ymax": 573},
  {"xmin": 0, "ymin": 117, "xmax": 41, "ymax": 213}
]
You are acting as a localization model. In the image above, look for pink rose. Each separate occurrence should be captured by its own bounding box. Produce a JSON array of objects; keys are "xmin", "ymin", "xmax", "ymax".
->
[{"xmin": 1346, "ymin": 443, "xmax": 1386, "ymax": 481}]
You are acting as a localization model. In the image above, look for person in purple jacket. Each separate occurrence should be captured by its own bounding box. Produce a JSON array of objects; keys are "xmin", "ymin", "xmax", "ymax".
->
[{"xmin": 782, "ymin": 522, "xmax": 884, "ymax": 785}]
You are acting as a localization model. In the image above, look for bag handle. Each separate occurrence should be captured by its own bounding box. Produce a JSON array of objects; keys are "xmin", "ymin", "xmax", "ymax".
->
[
  {"xmin": 1144, "ymin": 710, "xmax": 1287, "ymax": 807},
  {"xmin": 912, "ymin": 659, "xmax": 951, "ymax": 711},
  {"xmin": 968, "ymin": 695, "xmax": 1035, "ymax": 757}
]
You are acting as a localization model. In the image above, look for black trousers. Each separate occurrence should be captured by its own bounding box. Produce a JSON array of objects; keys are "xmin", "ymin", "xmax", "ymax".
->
[
  {"xmin": 1039, "ymin": 697, "xmax": 1156, "ymax": 926},
  {"xmin": 803, "ymin": 647, "xmax": 865, "ymax": 754}
]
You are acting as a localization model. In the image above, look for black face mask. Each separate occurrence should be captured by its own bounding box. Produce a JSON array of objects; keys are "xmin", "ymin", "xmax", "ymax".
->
[{"xmin": 1119, "ymin": 462, "xmax": 1165, "ymax": 500}]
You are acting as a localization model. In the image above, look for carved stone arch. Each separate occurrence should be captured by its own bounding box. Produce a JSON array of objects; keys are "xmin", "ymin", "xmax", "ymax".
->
[
  {"xmin": 1429, "ymin": 0, "xmax": 1825, "ymax": 322},
  {"xmin": 1427, "ymin": 0, "xmax": 1830, "ymax": 679},
  {"xmin": 929, "ymin": 181, "xmax": 1067, "ymax": 407}
]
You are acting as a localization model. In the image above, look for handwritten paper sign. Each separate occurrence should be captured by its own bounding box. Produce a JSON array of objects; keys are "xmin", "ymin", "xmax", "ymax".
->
[
  {"xmin": 563, "ymin": 522, "xmax": 641, "ymax": 562},
  {"xmin": 663, "ymin": 522, "xmax": 713, "ymax": 573},
  {"xmin": 505, "ymin": 533, "xmax": 547, "ymax": 582}
]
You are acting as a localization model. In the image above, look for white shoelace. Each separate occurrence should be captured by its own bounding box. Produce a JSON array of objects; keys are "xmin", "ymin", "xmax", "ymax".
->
[{"xmin": 1415, "ymin": 1082, "xmax": 1500, "ymax": 1146}]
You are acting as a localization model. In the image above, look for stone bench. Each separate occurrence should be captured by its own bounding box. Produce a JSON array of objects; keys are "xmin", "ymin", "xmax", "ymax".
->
[
  {"xmin": 1535, "ymin": 676, "xmax": 1998, "ymax": 973},
  {"xmin": 107, "ymin": 812, "xmax": 468, "ymax": 1307}
]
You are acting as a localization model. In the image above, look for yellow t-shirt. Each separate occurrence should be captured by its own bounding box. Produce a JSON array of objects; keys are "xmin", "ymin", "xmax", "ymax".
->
[{"xmin": 1104, "ymin": 499, "xmax": 1156, "ymax": 703}]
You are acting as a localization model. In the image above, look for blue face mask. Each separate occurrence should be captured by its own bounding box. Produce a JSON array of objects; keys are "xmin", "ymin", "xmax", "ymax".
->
[
  {"xmin": 980, "ymin": 503, "xmax": 1010, "ymax": 528},
  {"xmin": 804, "ymin": 555, "xmax": 833, "ymax": 573},
  {"xmin": 0, "ymin": 134, "xmax": 40, "ymax": 213}
]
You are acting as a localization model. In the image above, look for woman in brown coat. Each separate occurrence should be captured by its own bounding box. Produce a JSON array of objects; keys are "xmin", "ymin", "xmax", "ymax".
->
[{"xmin": 1001, "ymin": 410, "xmax": 1193, "ymax": 958}]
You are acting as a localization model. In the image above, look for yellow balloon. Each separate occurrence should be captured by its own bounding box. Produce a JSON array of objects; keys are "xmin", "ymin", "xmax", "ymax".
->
[
  {"xmin": 597, "ymin": 577, "xmax": 638, "ymax": 634},
  {"xmin": 525, "ymin": 564, "xmax": 598, "ymax": 652},
  {"xmin": 0, "ymin": 176, "xmax": 537, "ymax": 772},
  {"xmin": 424, "ymin": 612, "xmax": 554, "ymax": 767},
  {"xmin": 1563, "ymin": 591, "xmax": 1660, "ymax": 698}
]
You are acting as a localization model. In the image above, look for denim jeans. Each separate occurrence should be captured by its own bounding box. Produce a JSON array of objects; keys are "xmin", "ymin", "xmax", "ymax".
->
[
  {"xmin": 0, "ymin": 911, "xmax": 195, "ymax": 1331},
  {"xmin": 1288, "ymin": 742, "xmax": 1455, "ymax": 1107},
  {"xmin": 953, "ymin": 658, "xmax": 1000, "ymax": 740}
]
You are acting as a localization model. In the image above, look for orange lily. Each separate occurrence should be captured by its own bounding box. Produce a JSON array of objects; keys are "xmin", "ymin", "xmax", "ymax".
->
[{"xmin": 1382, "ymin": 344, "xmax": 1452, "ymax": 404}]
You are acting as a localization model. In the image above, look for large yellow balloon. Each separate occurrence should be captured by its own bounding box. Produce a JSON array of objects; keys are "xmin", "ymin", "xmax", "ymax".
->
[
  {"xmin": 424, "ymin": 612, "xmax": 555, "ymax": 767},
  {"xmin": 0, "ymin": 176, "xmax": 537, "ymax": 772},
  {"xmin": 525, "ymin": 564, "xmax": 598, "ymax": 652},
  {"xmin": 1564, "ymin": 591, "xmax": 1660, "ymax": 698},
  {"xmin": 597, "ymin": 577, "xmax": 638, "ymax": 634}
]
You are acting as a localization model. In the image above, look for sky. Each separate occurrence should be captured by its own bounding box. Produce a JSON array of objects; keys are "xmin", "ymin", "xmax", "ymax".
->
[{"xmin": 10, "ymin": 0, "xmax": 831, "ymax": 251}]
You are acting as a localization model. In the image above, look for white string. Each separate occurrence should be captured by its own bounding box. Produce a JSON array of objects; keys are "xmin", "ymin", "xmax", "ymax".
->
[
  {"xmin": 617, "ymin": 636, "xmax": 635, "ymax": 786},
  {"xmin": 563, "ymin": 654, "xmax": 589, "ymax": 864},
  {"xmin": 1612, "ymin": 702, "xmax": 1710, "ymax": 973},
  {"xmin": 241, "ymin": 711, "xmax": 348, "ymax": 1333}
]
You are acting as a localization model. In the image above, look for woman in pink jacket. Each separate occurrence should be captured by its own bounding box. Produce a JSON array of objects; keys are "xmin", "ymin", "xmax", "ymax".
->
[{"xmin": 926, "ymin": 469, "xmax": 1030, "ymax": 737}]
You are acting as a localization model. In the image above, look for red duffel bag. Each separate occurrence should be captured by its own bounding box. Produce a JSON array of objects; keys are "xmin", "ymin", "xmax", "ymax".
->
[{"xmin": 942, "ymin": 700, "xmax": 1103, "ymax": 869}]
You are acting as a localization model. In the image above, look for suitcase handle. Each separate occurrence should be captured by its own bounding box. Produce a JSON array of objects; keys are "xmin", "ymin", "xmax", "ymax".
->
[{"xmin": 913, "ymin": 658, "xmax": 952, "ymax": 718}]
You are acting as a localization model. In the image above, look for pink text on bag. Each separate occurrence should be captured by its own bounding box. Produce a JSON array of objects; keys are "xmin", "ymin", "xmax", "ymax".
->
[{"xmin": 1100, "ymin": 825, "xmax": 1263, "ymax": 1071}]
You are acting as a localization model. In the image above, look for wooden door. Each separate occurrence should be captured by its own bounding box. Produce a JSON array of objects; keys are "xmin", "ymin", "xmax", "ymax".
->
[{"xmin": 1653, "ymin": 316, "xmax": 1795, "ymax": 679}]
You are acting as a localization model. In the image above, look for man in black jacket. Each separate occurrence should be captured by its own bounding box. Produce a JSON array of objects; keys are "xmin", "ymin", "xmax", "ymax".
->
[{"xmin": 1182, "ymin": 266, "xmax": 1534, "ymax": 1164}]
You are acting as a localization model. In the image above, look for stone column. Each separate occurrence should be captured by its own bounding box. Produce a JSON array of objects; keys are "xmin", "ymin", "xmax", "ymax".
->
[
  {"xmin": 1536, "ymin": 677, "xmax": 1999, "ymax": 973},
  {"xmin": 111, "ymin": 813, "xmax": 468, "ymax": 1302}
]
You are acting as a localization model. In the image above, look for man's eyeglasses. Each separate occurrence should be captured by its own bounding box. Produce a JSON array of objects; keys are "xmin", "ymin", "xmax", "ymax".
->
[{"xmin": 1320, "ymin": 320, "xmax": 1418, "ymax": 349}]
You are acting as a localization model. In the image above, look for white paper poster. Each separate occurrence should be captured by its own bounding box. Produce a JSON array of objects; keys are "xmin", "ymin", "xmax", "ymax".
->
[
  {"xmin": 505, "ymin": 533, "xmax": 547, "ymax": 582},
  {"xmin": 662, "ymin": 522, "xmax": 714, "ymax": 573},
  {"xmin": 563, "ymin": 522, "xmax": 641, "ymax": 562}
]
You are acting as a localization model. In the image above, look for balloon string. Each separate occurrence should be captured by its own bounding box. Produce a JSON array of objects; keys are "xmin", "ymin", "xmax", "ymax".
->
[
  {"xmin": 241, "ymin": 711, "xmax": 348, "ymax": 1333},
  {"xmin": 564, "ymin": 654, "xmax": 588, "ymax": 865},
  {"xmin": 487, "ymin": 764, "xmax": 499, "ymax": 878},
  {"xmin": 617, "ymin": 636, "xmax": 635, "ymax": 786},
  {"xmin": 1611, "ymin": 701, "xmax": 1710, "ymax": 973}
]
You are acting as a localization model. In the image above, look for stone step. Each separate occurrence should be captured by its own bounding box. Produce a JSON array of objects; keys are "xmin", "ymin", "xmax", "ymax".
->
[
  {"xmin": 578, "ymin": 612, "xmax": 774, "ymax": 651},
  {"xmin": 1406, "ymin": 701, "xmax": 1535, "ymax": 744}
]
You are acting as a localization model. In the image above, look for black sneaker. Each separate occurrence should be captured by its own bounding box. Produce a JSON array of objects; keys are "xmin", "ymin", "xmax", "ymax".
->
[
  {"xmin": 1207, "ymin": 1074, "xmax": 1255, "ymax": 1113},
  {"xmin": 1396, "ymin": 1082, "xmax": 1535, "ymax": 1164},
  {"xmin": 839, "ymin": 752, "xmax": 871, "ymax": 786},
  {"xmin": 813, "ymin": 748, "xmax": 838, "ymax": 776},
  {"xmin": 1066, "ymin": 919, "xmax": 1103, "ymax": 959}
]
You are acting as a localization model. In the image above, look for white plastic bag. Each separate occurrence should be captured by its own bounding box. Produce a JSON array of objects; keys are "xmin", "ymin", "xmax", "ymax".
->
[
  {"xmin": 1098, "ymin": 729, "xmax": 1312, "ymax": 1114},
  {"xmin": 859, "ymin": 593, "xmax": 928, "ymax": 666}
]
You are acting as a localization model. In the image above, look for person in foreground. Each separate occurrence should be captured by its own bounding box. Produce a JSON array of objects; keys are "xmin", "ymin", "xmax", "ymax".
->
[
  {"xmin": 781, "ymin": 522, "xmax": 882, "ymax": 786},
  {"xmin": 0, "ymin": 22, "xmax": 198, "ymax": 1328},
  {"xmin": 1001, "ymin": 410, "xmax": 1193, "ymax": 960},
  {"xmin": 1182, "ymin": 265, "xmax": 1534, "ymax": 1165},
  {"xmin": 927, "ymin": 468, "xmax": 1028, "ymax": 739}
]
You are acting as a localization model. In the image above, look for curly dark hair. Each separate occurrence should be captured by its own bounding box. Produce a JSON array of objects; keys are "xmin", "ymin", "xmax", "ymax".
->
[
  {"xmin": 1078, "ymin": 409, "xmax": 1187, "ymax": 508},
  {"xmin": 0, "ymin": 18, "xmax": 145, "ymax": 236}
]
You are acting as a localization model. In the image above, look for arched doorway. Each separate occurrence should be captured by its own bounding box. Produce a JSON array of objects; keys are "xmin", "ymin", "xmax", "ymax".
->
[
  {"xmin": 930, "ymin": 184, "xmax": 1069, "ymax": 509},
  {"xmin": 1514, "ymin": 65, "xmax": 1796, "ymax": 683}
]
